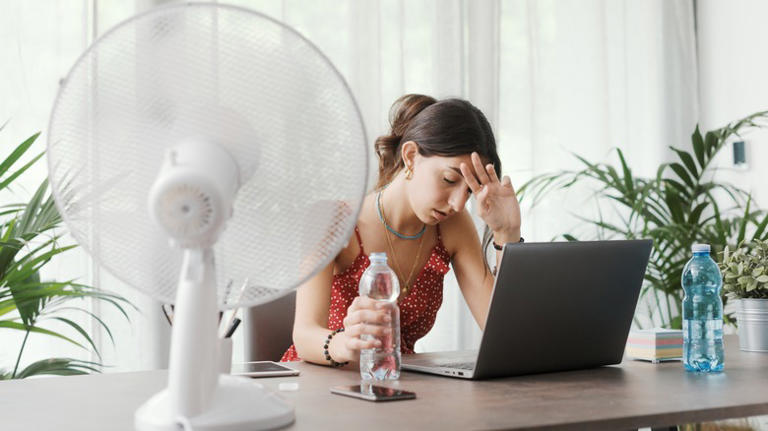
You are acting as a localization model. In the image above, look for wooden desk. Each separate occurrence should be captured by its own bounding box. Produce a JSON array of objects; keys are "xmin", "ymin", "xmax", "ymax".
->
[{"xmin": 2, "ymin": 335, "xmax": 767, "ymax": 430}]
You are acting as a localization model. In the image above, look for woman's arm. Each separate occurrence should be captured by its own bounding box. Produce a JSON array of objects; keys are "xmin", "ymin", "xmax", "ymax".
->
[
  {"xmin": 292, "ymin": 260, "xmax": 390, "ymax": 366},
  {"xmin": 446, "ymin": 211, "xmax": 493, "ymax": 330},
  {"xmin": 448, "ymin": 210, "xmax": 520, "ymax": 330},
  {"xmin": 451, "ymin": 152, "xmax": 522, "ymax": 329},
  {"xmin": 292, "ymin": 261, "xmax": 337, "ymax": 365}
]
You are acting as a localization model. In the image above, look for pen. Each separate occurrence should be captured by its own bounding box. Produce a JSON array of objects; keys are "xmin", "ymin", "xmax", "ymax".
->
[
  {"xmin": 224, "ymin": 317, "xmax": 241, "ymax": 338},
  {"xmin": 219, "ymin": 278, "xmax": 248, "ymax": 338},
  {"xmin": 162, "ymin": 304, "xmax": 174, "ymax": 326}
]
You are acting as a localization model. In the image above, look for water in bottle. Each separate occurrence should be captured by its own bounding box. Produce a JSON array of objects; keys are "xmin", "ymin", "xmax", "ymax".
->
[
  {"xmin": 681, "ymin": 243, "xmax": 725, "ymax": 373},
  {"xmin": 358, "ymin": 252, "xmax": 401, "ymax": 381}
]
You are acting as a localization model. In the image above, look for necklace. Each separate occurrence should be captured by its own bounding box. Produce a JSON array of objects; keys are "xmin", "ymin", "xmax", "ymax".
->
[
  {"xmin": 378, "ymin": 192, "xmax": 426, "ymax": 298},
  {"xmin": 376, "ymin": 188, "xmax": 426, "ymax": 240}
]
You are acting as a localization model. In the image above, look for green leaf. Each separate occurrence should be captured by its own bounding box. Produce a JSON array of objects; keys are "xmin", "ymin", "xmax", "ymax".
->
[
  {"xmin": 756, "ymin": 275, "xmax": 768, "ymax": 283},
  {"xmin": 692, "ymin": 125, "xmax": 706, "ymax": 168},
  {"xmin": 737, "ymin": 195, "xmax": 752, "ymax": 245},
  {"xmin": 616, "ymin": 148, "xmax": 635, "ymax": 196},
  {"xmin": 669, "ymin": 163, "xmax": 695, "ymax": 189},
  {"xmin": 663, "ymin": 190, "xmax": 686, "ymax": 224},
  {"xmin": 669, "ymin": 315, "xmax": 683, "ymax": 330},
  {"xmin": 45, "ymin": 317, "xmax": 101, "ymax": 360},
  {"xmin": 14, "ymin": 357, "xmax": 102, "ymax": 379},
  {"xmin": 671, "ymin": 147, "xmax": 699, "ymax": 180},
  {"xmin": 9, "ymin": 270, "xmax": 41, "ymax": 327},
  {"xmin": 0, "ymin": 320, "xmax": 85, "ymax": 349},
  {"xmin": 748, "ymin": 279, "xmax": 759, "ymax": 292},
  {"xmin": 704, "ymin": 131, "xmax": 719, "ymax": 158},
  {"xmin": 0, "ymin": 152, "xmax": 44, "ymax": 191},
  {"xmin": 0, "ymin": 132, "xmax": 39, "ymax": 186},
  {"xmin": 754, "ymin": 212, "xmax": 768, "ymax": 240},
  {"xmin": 688, "ymin": 202, "xmax": 709, "ymax": 226}
]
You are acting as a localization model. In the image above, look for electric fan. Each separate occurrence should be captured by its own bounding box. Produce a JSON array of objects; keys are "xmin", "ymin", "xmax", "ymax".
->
[{"xmin": 47, "ymin": 3, "xmax": 368, "ymax": 430}]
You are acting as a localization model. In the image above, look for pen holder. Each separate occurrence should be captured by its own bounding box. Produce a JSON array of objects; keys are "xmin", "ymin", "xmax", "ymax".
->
[{"xmin": 219, "ymin": 337, "xmax": 233, "ymax": 374}]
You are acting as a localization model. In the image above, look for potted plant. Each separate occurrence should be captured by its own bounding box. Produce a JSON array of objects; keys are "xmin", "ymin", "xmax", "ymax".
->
[
  {"xmin": 518, "ymin": 111, "xmax": 768, "ymax": 330},
  {"xmin": 0, "ymin": 130, "xmax": 133, "ymax": 379},
  {"xmin": 720, "ymin": 240, "xmax": 768, "ymax": 352}
]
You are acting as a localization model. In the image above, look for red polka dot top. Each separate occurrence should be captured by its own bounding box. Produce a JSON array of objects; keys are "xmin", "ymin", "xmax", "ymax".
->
[{"xmin": 280, "ymin": 224, "xmax": 451, "ymax": 362}]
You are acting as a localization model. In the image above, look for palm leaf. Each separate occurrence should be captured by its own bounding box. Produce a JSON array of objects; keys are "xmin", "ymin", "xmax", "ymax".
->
[
  {"xmin": 0, "ymin": 320, "xmax": 85, "ymax": 349},
  {"xmin": 13, "ymin": 358, "xmax": 102, "ymax": 379},
  {"xmin": 691, "ymin": 125, "xmax": 706, "ymax": 168}
]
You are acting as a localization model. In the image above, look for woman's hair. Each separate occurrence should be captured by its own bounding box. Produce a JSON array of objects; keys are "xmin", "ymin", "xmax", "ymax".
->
[{"xmin": 374, "ymin": 94, "xmax": 502, "ymax": 271}]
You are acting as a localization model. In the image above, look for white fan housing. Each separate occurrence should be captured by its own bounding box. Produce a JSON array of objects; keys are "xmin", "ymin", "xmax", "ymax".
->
[{"xmin": 47, "ymin": 3, "xmax": 369, "ymax": 430}]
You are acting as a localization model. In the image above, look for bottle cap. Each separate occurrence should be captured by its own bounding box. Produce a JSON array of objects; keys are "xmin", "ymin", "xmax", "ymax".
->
[
  {"xmin": 691, "ymin": 243, "xmax": 710, "ymax": 253},
  {"xmin": 369, "ymin": 252, "xmax": 387, "ymax": 262}
]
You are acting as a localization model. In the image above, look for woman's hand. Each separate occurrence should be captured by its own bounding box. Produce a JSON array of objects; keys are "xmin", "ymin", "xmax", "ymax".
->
[
  {"xmin": 459, "ymin": 152, "xmax": 522, "ymax": 240},
  {"xmin": 332, "ymin": 296, "xmax": 392, "ymax": 363}
]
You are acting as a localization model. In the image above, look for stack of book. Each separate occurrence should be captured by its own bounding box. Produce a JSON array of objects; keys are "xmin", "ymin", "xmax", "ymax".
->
[{"xmin": 625, "ymin": 328, "xmax": 683, "ymax": 363}]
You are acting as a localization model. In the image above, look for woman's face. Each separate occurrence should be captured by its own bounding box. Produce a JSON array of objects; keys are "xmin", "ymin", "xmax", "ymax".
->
[{"xmin": 407, "ymin": 151, "xmax": 481, "ymax": 225}]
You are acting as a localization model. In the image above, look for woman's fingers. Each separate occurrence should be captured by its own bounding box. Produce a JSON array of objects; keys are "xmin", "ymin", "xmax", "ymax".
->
[
  {"xmin": 345, "ymin": 322, "xmax": 392, "ymax": 338},
  {"xmin": 356, "ymin": 309, "xmax": 391, "ymax": 325},
  {"xmin": 348, "ymin": 296, "xmax": 387, "ymax": 316},
  {"xmin": 346, "ymin": 336, "xmax": 381, "ymax": 351},
  {"xmin": 343, "ymin": 308, "xmax": 391, "ymax": 328},
  {"xmin": 486, "ymin": 163, "xmax": 500, "ymax": 184},
  {"xmin": 460, "ymin": 162, "xmax": 482, "ymax": 193},
  {"xmin": 471, "ymin": 152, "xmax": 491, "ymax": 184},
  {"xmin": 343, "ymin": 297, "xmax": 392, "ymax": 353},
  {"xmin": 502, "ymin": 175, "xmax": 516, "ymax": 193}
]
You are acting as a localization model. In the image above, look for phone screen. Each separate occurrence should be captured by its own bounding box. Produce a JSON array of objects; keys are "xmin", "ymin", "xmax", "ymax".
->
[
  {"xmin": 331, "ymin": 384, "xmax": 416, "ymax": 401},
  {"xmin": 231, "ymin": 361, "xmax": 299, "ymax": 376}
]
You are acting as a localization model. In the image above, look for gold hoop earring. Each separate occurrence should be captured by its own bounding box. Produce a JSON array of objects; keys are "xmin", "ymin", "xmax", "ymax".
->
[{"xmin": 405, "ymin": 167, "xmax": 413, "ymax": 180}]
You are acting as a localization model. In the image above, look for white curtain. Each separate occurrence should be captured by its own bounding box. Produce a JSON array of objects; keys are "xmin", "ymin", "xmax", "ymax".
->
[
  {"xmin": 226, "ymin": 0, "xmax": 698, "ymax": 351},
  {"xmin": 499, "ymin": 0, "xmax": 698, "ymax": 332},
  {"xmin": 1, "ymin": 0, "xmax": 698, "ymax": 371}
]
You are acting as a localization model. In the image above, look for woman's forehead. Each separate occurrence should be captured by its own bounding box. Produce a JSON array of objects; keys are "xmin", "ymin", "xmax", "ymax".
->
[{"xmin": 428, "ymin": 153, "xmax": 490, "ymax": 167}]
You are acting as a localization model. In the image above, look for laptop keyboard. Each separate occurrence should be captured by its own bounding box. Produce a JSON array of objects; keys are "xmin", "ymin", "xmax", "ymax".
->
[{"xmin": 439, "ymin": 362, "xmax": 475, "ymax": 370}]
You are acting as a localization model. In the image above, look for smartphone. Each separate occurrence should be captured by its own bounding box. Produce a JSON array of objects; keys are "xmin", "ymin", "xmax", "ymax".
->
[
  {"xmin": 330, "ymin": 384, "xmax": 416, "ymax": 402},
  {"xmin": 231, "ymin": 361, "xmax": 300, "ymax": 377}
]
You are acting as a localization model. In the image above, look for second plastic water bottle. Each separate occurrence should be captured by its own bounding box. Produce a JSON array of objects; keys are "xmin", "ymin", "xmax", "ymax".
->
[
  {"xmin": 358, "ymin": 252, "xmax": 401, "ymax": 381},
  {"xmin": 681, "ymin": 243, "xmax": 725, "ymax": 373}
]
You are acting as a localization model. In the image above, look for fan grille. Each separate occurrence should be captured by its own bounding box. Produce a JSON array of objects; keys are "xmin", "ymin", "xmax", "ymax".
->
[{"xmin": 47, "ymin": 3, "xmax": 368, "ymax": 308}]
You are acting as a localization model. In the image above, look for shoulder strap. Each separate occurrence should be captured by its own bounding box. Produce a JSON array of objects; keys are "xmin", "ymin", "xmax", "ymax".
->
[{"xmin": 354, "ymin": 226, "xmax": 365, "ymax": 256}]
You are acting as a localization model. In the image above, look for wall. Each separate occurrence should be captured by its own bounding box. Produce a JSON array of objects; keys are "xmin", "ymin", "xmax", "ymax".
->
[{"xmin": 697, "ymin": 0, "xmax": 768, "ymax": 208}]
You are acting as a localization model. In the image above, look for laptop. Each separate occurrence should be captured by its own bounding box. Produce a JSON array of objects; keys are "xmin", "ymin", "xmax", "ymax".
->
[{"xmin": 401, "ymin": 239, "xmax": 652, "ymax": 380}]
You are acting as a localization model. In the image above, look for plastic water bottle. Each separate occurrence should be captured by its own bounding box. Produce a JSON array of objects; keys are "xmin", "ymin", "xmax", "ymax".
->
[
  {"xmin": 681, "ymin": 243, "xmax": 725, "ymax": 373},
  {"xmin": 358, "ymin": 252, "xmax": 401, "ymax": 381}
]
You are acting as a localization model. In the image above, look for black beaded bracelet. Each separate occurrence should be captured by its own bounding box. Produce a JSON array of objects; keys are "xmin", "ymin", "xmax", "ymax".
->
[
  {"xmin": 323, "ymin": 327, "xmax": 350, "ymax": 368},
  {"xmin": 493, "ymin": 236, "xmax": 524, "ymax": 251}
]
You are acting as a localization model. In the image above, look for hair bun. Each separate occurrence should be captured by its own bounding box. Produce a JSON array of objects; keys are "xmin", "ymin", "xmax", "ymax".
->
[
  {"xmin": 389, "ymin": 94, "xmax": 437, "ymax": 138},
  {"xmin": 373, "ymin": 94, "xmax": 437, "ymax": 190}
]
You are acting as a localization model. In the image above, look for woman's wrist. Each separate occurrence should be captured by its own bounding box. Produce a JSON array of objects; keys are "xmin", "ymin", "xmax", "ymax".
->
[
  {"xmin": 328, "ymin": 331, "xmax": 353, "ymax": 364},
  {"xmin": 493, "ymin": 227, "xmax": 521, "ymax": 246}
]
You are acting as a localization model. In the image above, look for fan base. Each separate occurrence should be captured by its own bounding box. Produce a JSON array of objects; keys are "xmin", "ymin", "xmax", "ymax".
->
[{"xmin": 135, "ymin": 374, "xmax": 295, "ymax": 430}]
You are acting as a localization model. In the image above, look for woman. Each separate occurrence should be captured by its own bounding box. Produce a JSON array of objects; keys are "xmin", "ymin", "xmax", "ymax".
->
[{"xmin": 281, "ymin": 94, "xmax": 522, "ymax": 366}]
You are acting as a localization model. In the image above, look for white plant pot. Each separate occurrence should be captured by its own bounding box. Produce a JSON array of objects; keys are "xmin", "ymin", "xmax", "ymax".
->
[{"xmin": 736, "ymin": 298, "xmax": 768, "ymax": 352}]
